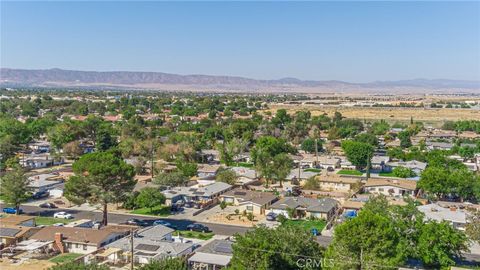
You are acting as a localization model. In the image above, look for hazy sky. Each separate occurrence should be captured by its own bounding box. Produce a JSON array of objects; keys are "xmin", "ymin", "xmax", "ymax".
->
[{"xmin": 1, "ymin": 1, "xmax": 479, "ymax": 82}]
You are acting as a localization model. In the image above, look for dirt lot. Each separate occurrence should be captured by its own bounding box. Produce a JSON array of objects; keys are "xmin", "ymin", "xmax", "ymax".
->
[
  {"xmin": 266, "ymin": 104, "xmax": 480, "ymax": 126},
  {"xmin": 0, "ymin": 258, "xmax": 54, "ymax": 270}
]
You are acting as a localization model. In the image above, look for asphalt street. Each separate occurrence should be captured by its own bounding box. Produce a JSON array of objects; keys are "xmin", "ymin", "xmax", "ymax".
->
[{"xmin": 2, "ymin": 204, "xmax": 479, "ymax": 265}]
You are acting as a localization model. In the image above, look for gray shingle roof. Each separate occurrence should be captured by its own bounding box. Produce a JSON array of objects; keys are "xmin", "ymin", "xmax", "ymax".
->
[
  {"xmin": 0, "ymin": 228, "xmax": 21, "ymax": 237},
  {"xmin": 270, "ymin": 197, "xmax": 338, "ymax": 213}
]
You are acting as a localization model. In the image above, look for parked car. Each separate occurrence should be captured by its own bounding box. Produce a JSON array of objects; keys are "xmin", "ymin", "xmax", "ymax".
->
[
  {"xmin": 32, "ymin": 191, "xmax": 49, "ymax": 200},
  {"xmin": 266, "ymin": 212, "xmax": 277, "ymax": 221},
  {"xmin": 153, "ymin": 220, "xmax": 177, "ymax": 229},
  {"xmin": 53, "ymin": 223, "xmax": 64, "ymax": 227},
  {"xmin": 39, "ymin": 202, "xmax": 57, "ymax": 209},
  {"xmin": 186, "ymin": 223, "xmax": 210, "ymax": 233},
  {"xmin": 125, "ymin": 218, "xmax": 149, "ymax": 227},
  {"xmin": 193, "ymin": 203, "xmax": 201, "ymax": 209},
  {"xmin": 53, "ymin": 212, "xmax": 73, "ymax": 219},
  {"xmin": 2, "ymin": 207, "xmax": 23, "ymax": 214},
  {"xmin": 184, "ymin": 201, "xmax": 194, "ymax": 208}
]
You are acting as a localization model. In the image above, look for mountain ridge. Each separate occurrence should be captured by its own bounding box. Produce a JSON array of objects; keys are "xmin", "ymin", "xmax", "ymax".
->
[{"xmin": 1, "ymin": 68, "xmax": 479, "ymax": 93}]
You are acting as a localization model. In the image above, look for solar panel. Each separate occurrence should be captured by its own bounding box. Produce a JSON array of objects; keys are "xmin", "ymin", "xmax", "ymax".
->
[{"xmin": 135, "ymin": 244, "xmax": 160, "ymax": 252}]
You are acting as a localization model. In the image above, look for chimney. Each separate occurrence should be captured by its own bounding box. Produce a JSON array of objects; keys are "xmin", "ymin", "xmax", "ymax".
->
[{"xmin": 54, "ymin": 233, "xmax": 65, "ymax": 253}]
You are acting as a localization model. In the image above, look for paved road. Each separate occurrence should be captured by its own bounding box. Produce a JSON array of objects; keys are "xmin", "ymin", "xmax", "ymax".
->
[
  {"xmin": 2, "ymin": 204, "xmax": 479, "ymax": 264},
  {"xmin": 1, "ymin": 204, "xmax": 251, "ymax": 236}
]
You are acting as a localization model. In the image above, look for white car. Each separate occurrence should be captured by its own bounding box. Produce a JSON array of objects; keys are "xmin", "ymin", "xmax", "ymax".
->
[
  {"xmin": 53, "ymin": 212, "xmax": 73, "ymax": 219},
  {"xmin": 53, "ymin": 223, "xmax": 65, "ymax": 227}
]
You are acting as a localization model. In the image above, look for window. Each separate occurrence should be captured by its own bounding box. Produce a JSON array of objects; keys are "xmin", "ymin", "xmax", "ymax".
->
[
  {"xmin": 378, "ymin": 188, "xmax": 384, "ymax": 192},
  {"xmin": 83, "ymin": 244, "xmax": 87, "ymax": 250},
  {"xmin": 75, "ymin": 244, "xmax": 79, "ymax": 248},
  {"xmin": 246, "ymin": 205, "xmax": 253, "ymax": 211}
]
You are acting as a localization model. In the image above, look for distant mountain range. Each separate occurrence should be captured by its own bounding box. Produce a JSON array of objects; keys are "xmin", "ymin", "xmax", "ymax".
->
[{"xmin": 1, "ymin": 68, "xmax": 479, "ymax": 93}]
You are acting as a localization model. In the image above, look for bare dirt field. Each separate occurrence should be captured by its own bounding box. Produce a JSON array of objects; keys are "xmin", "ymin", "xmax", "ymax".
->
[{"xmin": 266, "ymin": 104, "xmax": 480, "ymax": 126}]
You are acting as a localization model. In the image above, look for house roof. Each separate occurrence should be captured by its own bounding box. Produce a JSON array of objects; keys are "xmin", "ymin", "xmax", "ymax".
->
[
  {"xmin": 221, "ymin": 188, "xmax": 277, "ymax": 206},
  {"xmin": 162, "ymin": 182, "xmax": 232, "ymax": 199},
  {"xmin": 371, "ymin": 156, "xmax": 390, "ymax": 165},
  {"xmin": 418, "ymin": 203, "xmax": 467, "ymax": 224},
  {"xmin": 0, "ymin": 227, "xmax": 22, "ymax": 237},
  {"xmin": 364, "ymin": 178, "xmax": 417, "ymax": 191},
  {"xmin": 30, "ymin": 226, "xmax": 131, "ymax": 245},
  {"xmin": 270, "ymin": 197, "xmax": 338, "ymax": 213},
  {"xmin": 316, "ymin": 175, "xmax": 360, "ymax": 185},
  {"xmin": 0, "ymin": 215, "xmax": 35, "ymax": 226},
  {"xmin": 286, "ymin": 170, "xmax": 318, "ymax": 180},
  {"xmin": 195, "ymin": 239, "xmax": 233, "ymax": 256},
  {"xmin": 386, "ymin": 160, "xmax": 427, "ymax": 171}
]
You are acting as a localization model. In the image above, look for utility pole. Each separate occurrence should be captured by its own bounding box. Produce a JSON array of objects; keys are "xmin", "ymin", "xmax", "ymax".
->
[
  {"xmin": 315, "ymin": 138, "xmax": 319, "ymax": 164},
  {"xmin": 130, "ymin": 229, "xmax": 134, "ymax": 270}
]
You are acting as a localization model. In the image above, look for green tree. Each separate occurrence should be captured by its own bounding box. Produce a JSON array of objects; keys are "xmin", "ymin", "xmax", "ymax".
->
[
  {"xmin": 154, "ymin": 171, "xmax": 188, "ymax": 187},
  {"xmin": 135, "ymin": 187, "xmax": 166, "ymax": 212},
  {"xmin": 65, "ymin": 152, "xmax": 135, "ymax": 225},
  {"xmin": 176, "ymin": 159, "xmax": 198, "ymax": 178},
  {"xmin": 229, "ymin": 225, "xmax": 323, "ymax": 270},
  {"xmin": 417, "ymin": 221, "xmax": 468, "ymax": 268},
  {"xmin": 398, "ymin": 130, "xmax": 412, "ymax": 148},
  {"xmin": 354, "ymin": 133, "xmax": 378, "ymax": 146},
  {"xmin": 341, "ymin": 140, "xmax": 374, "ymax": 176},
  {"xmin": 0, "ymin": 167, "xmax": 31, "ymax": 214},
  {"xmin": 301, "ymin": 138, "xmax": 323, "ymax": 153},
  {"xmin": 272, "ymin": 153, "xmax": 293, "ymax": 188},
  {"xmin": 325, "ymin": 207, "xmax": 407, "ymax": 269},
  {"xmin": 216, "ymin": 168, "xmax": 238, "ymax": 185},
  {"xmin": 392, "ymin": 166, "xmax": 416, "ymax": 178},
  {"xmin": 371, "ymin": 120, "xmax": 390, "ymax": 135}
]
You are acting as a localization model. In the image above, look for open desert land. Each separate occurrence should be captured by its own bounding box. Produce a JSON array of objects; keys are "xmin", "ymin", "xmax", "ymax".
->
[{"xmin": 266, "ymin": 104, "xmax": 480, "ymax": 126}]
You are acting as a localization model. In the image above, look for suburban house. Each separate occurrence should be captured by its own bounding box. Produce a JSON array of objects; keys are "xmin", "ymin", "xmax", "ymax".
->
[
  {"xmin": 106, "ymin": 225, "xmax": 193, "ymax": 265},
  {"xmin": 28, "ymin": 140, "xmax": 50, "ymax": 153},
  {"xmin": 188, "ymin": 239, "xmax": 233, "ymax": 270},
  {"xmin": 316, "ymin": 175, "xmax": 361, "ymax": 192},
  {"xmin": 162, "ymin": 182, "xmax": 232, "ymax": 206},
  {"xmin": 20, "ymin": 153, "xmax": 64, "ymax": 169},
  {"xmin": 268, "ymin": 197, "xmax": 339, "ymax": 220},
  {"xmin": 197, "ymin": 164, "xmax": 222, "ymax": 179},
  {"xmin": 0, "ymin": 216, "xmax": 39, "ymax": 247},
  {"xmin": 198, "ymin": 150, "xmax": 221, "ymax": 164},
  {"xmin": 426, "ymin": 141, "xmax": 454, "ymax": 151},
  {"xmin": 28, "ymin": 173, "xmax": 64, "ymax": 193},
  {"xmin": 316, "ymin": 156, "xmax": 341, "ymax": 170},
  {"xmin": 220, "ymin": 188, "xmax": 278, "ymax": 215},
  {"xmin": 286, "ymin": 169, "xmax": 319, "ymax": 182},
  {"xmin": 384, "ymin": 160, "xmax": 427, "ymax": 175},
  {"xmin": 30, "ymin": 226, "xmax": 132, "ymax": 254},
  {"xmin": 371, "ymin": 156, "xmax": 390, "ymax": 172},
  {"xmin": 364, "ymin": 178, "xmax": 417, "ymax": 197},
  {"xmin": 417, "ymin": 203, "xmax": 467, "ymax": 230},
  {"xmin": 230, "ymin": 166, "xmax": 258, "ymax": 186}
]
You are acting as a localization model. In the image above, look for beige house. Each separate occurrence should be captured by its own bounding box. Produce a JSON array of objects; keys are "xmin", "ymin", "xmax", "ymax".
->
[
  {"xmin": 0, "ymin": 216, "xmax": 39, "ymax": 247},
  {"xmin": 316, "ymin": 175, "xmax": 361, "ymax": 192},
  {"xmin": 364, "ymin": 178, "xmax": 417, "ymax": 197},
  {"xmin": 220, "ymin": 188, "xmax": 278, "ymax": 215},
  {"xmin": 30, "ymin": 225, "xmax": 132, "ymax": 254}
]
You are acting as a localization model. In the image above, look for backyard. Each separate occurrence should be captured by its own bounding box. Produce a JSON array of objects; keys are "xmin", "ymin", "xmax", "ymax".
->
[
  {"xmin": 49, "ymin": 253, "xmax": 82, "ymax": 264},
  {"xmin": 281, "ymin": 219, "xmax": 326, "ymax": 233}
]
